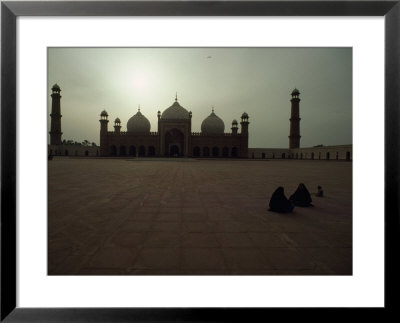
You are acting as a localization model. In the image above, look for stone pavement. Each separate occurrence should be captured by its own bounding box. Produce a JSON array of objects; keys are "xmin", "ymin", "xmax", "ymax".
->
[{"xmin": 48, "ymin": 158, "xmax": 352, "ymax": 275}]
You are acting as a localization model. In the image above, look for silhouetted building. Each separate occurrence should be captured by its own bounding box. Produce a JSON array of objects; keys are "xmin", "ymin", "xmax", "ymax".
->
[
  {"xmin": 289, "ymin": 88, "xmax": 301, "ymax": 149},
  {"xmin": 49, "ymin": 84, "xmax": 63, "ymax": 145},
  {"xmin": 99, "ymin": 95, "xmax": 249, "ymax": 158},
  {"xmin": 48, "ymin": 85, "xmax": 352, "ymax": 160}
]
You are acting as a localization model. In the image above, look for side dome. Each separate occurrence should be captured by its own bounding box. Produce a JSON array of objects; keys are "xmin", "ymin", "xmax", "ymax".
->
[
  {"xmin": 161, "ymin": 98, "xmax": 190, "ymax": 120},
  {"xmin": 201, "ymin": 108, "xmax": 225, "ymax": 134},
  {"xmin": 127, "ymin": 108, "xmax": 151, "ymax": 133}
]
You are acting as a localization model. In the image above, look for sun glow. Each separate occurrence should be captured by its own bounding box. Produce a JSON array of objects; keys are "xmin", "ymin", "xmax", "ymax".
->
[{"xmin": 131, "ymin": 72, "xmax": 151, "ymax": 91}]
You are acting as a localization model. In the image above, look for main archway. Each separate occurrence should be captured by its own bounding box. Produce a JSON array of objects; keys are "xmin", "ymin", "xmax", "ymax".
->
[{"xmin": 165, "ymin": 128, "xmax": 184, "ymax": 157}]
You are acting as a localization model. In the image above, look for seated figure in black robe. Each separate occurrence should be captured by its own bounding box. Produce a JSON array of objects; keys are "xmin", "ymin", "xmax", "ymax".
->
[
  {"xmin": 269, "ymin": 186, "xmax": 294, "ymax": 213},
  {"xmin": 289, "ymin": 183, "xmax": 313, "ymax": 207},
  {"xmin": 316, "ymin": 185, "xmax": 324, "ymax": 197}
]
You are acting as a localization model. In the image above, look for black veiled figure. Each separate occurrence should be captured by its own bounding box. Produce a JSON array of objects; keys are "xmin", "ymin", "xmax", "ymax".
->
[
  {"xmin": 269, "ymin": 186, "xmax": 294, "ymax": 213},
  {"xmin": 289, "ymin": 183, "xmax": 313, "ymax": 207}
]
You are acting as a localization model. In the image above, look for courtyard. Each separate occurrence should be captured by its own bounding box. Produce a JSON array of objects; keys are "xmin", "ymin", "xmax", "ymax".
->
[{"xmin": 48, "ymin": 158, "xmax": 352, "ymax": 275}]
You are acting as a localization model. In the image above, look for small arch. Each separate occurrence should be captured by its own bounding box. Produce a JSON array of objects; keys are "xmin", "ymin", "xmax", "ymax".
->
[
  {"xmin": 120, "ymin": 146, "xmax": 127, "ymax": 156},
  {"xmin": 193, "ymin": 146, "xmax": 200, "ymax": 157},
  {"xmin": 300, "ymin": 153, "xmax": 303, "ymax": 159},
  {"xmin": 96, "ymin": 150, "xmax": 99, "ymax": 156},
  {"xmin": 85, "ymin": 150, "xmax": 89, "ymax": 157},
  {"xmin": 282, "ymin": 153, "xmax": 285, "ymax": 159},
  {"xmin": 148, "ymin": 146, "xmax": 155, "ymax": 157},
  {"xmin": 65, "ymin": 150, "xmax": 69, "ymax": 156},
  {"xmin": 262, "ymin": 153, "xmax": 265, "ymax": 159},
  {"xmin": 319, "ymin": 152, "xmax": 321, "ymax": 160},
  {"xmin": 129, "ymin": 146, "xmax": 136, "ymax": 157},
  {"xmin": 326, "ymin": 152, "xmax": 330, "ymax": 160},
  {"xmin": 311, "ymin": 152, "xmax": 314, "ymax": 160},
  {"xmin": 346, "ymin": 151, "xmax": 351, "ymax": 161},
  {"xmin": 212, "ymin": 146, "xmax": 219, "ymax": 157},
  {"xmin": 110, "ymin": 145, "xmax": 117, "ymax": 156},
  {"xmin": 272, "ymin": 153, "xmax": 275, "ymax": 159},
  {"xmin": 75, "ymin": 150, "xmax": 78, "ymax": 156},
  {"xmin": 139, "ymin": 145, "xmax": 146, "ymax": 157},
  {"xmin": 336, "ymin": 152, "xmax": 339, "ymax": 160},
  {"xmin": 222, "ymin": 147, "xmax": 229, "ymax": 157},
  {"xmin": 203, "ymin": 147, "xmax": 210, "ymax": 157},
  {"xmin": 231, "ymin": 147, "xmax": 238, "ymax": 158},
  {"xmin": 296, "ymin": 153, "xmax": 298, "ymax": 159}
]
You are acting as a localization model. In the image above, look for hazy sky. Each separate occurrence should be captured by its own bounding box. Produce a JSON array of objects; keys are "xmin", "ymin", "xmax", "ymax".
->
[{"xmin": 48, "ymin": 47, "xmax": 352, "ymax": 148}]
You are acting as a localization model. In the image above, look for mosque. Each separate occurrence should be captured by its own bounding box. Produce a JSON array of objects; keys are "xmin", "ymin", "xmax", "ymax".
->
[
  {"xmin": 48, "ymin": 85, "xmax": 352, "ymax": 160},
  {"xmin": 99, "ymin": 95, "xmax": 249, "ymax": 158}
]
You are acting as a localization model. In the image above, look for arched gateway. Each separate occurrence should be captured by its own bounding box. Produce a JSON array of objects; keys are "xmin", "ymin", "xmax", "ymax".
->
[{"xmin": 165, "ymin": 128, "xmax": 184, "ymax": 157}]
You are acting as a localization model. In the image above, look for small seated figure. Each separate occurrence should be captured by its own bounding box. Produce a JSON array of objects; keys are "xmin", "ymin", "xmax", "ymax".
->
[
  {"xmin": 289, "ymin": 183, "xmax": 313, "ymax": 207},
  {"xmin": 316, "ymin": 185, "xmax": 324, "ymax": 197},
  {"xmin": 269, "ymin": 186, "xmax": 295, "ymax": 213}
]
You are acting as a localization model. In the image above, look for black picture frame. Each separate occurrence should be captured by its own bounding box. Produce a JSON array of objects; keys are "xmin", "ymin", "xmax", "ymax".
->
[{"xmin": 1, "ymin": 0, "xmax": 399, "ymax": 321}]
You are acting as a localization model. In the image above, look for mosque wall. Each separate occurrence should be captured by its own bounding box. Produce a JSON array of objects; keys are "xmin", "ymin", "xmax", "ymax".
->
[
  {"xmin": 49, "ymin": 143, "xmax": 352, "ymax": 160},
  {"xmin": 248, "ymin": 148, "xmax": 291, "ymax": 159},
  {"xmin": 248, "ymin": 144, "xmax": 352, "ymax": 160},
  {"xmin": 48, "ymin": 145, "xmax": 99, "ymax": 157},
  {"xmin": 99, "ymin": 132, "xmax": 248, "ymax": 158},
  {"xmin": 105, "ymin": 132, "xmax": 159, "ymax": 156},
  {"xmin": 190, "ymin": 133, "xmax": 244, "ymax": 157}
]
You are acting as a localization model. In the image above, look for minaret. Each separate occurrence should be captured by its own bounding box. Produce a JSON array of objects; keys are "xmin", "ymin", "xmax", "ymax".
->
[
  {"xmin": 99, "ymin": 110, "xmax": 109, "ymax": 156},
  {"xmin": 231, "ymin": 119, "xmax": 238, "ymax": 135},
  {"xmin": 289, "ymin": 88, "xmax": 301, "ymax": 149},
  {"xmin": 240, "ymin": 112, "xmax": 249, "ymax": 135},
  {"xmin": 240, "ymin": 112, "xmax": 249, "ymax": 157},
  {"xmin": 114, "ymin": 118, "xmax": 121, "ymax": 134},
  {"xmin": 49, "ymin": 84, "xmax": 62, "ymax": 145}
]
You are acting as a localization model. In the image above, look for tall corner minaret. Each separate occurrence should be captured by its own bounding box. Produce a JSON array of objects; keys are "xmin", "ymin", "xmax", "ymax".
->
[
  {"xmin": 99, "ymin": 110, "xmax": 109, "ymax": 156},
  {"xmin": 240, "ymin": 112, "xmax": 249, "ymax": 157},
  {"xmin": 49, "ymin": 84, "xmax": 62, "ymax": 145},
  {"xmin": 289, "ymin": 88, "xmax": 301, "ymax": 149}
]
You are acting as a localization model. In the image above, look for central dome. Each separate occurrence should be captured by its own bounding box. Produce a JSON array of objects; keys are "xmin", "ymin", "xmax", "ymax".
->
[
  {"xmin": 201, "ymin": 109, "xmax": 225, "ymax": 134},
  {"xmin": 161, "ymin": 99, "xmax": 190, "ymax": 120},
  {"xmin": 127, "ymin": 108, "xmax": 151, "ymax": 133}
]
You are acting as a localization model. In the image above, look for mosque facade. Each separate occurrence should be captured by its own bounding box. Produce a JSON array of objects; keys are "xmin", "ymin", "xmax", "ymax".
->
[
  {"xmin": 48, "ymin": 85, "xmax": 352, "ymax": 160},
  {"xmin": 98, "ymin": 94, "xmax": 249, "ymax": 158}
]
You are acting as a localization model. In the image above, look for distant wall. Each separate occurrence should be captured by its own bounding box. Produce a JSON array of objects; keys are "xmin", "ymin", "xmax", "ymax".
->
[
  {"xmin": 248, "ymin": 148, "xmax": 291, "ymax": 159},
  {"xmin": 249, "ymin": 144, "xmax": 352, "ymax": 161},
  {"xmin": 49, "ymin": 144, "xmax": 352, "ymax": 160},
  {"xmin": 48, "ymin": 145, "xmax": 99, "ymax": 157}
]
